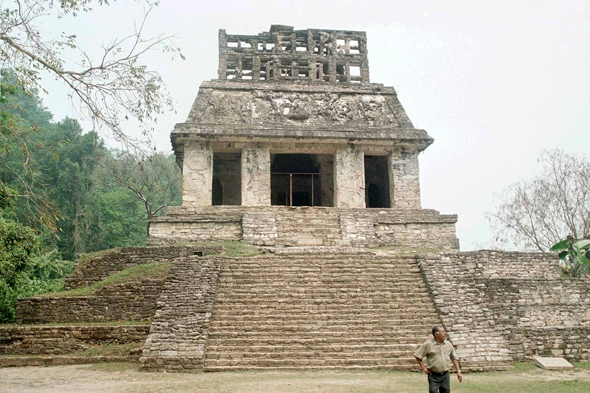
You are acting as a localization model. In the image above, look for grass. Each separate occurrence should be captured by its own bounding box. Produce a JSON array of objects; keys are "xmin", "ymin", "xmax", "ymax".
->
[
  {"xmin": 75, "ymin": 248, "xmax": 121, "ymax": 268},
  {"xmin": 40, "ymin": 262, "xmax": 170, "ymax": 297},
  {"xmin": 50, "ymin": 365, "xmax": 590, "ymax": 393},
  {"xmin": 77, "ymin": 342, "xmax": 141, "ymax": 357}
]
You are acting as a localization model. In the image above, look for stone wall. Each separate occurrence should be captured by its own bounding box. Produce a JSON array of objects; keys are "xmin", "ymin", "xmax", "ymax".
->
[
  {"xmin": 389, "ymin": 149, "xmax": 421, "ymax": 209},
  {"xmin": 0, "ymin": 325, "xmax": 149, "ymax": 355},
  {"xmin": 140, "ymin": 256, "xmax": 221, "ymax": 372},
  {"xmin": 149, "ymin": 206, "xmax": 459, "ymax": 250},
  {"xmin": 417, "ymin": 250, "xmax": 590, "ymax": 370},
  {"xmin": 65, "ymin": 245, "xmax": 221, "ymax": 290},
  {"xmin": 148, "ymin": 216, "xmax": 242, "ymax": 245},
  {"xmin": 17, "ymin": 279, "xmax": 164, "ymax": 324}
]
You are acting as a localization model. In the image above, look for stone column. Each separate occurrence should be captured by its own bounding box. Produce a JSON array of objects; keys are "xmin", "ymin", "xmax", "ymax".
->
[
  {"xmin": 388, "ymin": 148, "xmax": 421, "ymax": 209},
  {"xmin": 182, "ymin": 141, "xmax": 213, "ymax": 207},
  {"xmin": 334, "ymin": 145, "xmax": 365, "ymax": 208},
  {"xmin": 241, "ymin": 144, "xmax": 270, "ymax": 206}
]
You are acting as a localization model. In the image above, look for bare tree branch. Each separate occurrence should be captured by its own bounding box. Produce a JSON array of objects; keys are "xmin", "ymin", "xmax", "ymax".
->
[{"xmin": 488, "ymin": 149, "xmax": 590, "ymax": 251}]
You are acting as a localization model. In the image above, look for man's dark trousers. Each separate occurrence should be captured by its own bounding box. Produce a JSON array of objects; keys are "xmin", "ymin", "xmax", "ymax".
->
[{"xmin": 428, "ymin": 371, "xmax": 450, "ymax": 393}]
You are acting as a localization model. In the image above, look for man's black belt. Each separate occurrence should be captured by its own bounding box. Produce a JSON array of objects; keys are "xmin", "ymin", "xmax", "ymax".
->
[{"xmin": 429, "ymin": 370, "xmax": 448, "ymax": 376}]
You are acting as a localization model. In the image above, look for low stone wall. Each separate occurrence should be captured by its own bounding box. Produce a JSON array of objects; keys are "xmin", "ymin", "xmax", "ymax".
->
[
  {"xmin": 148, "ymin": 217, "xmax": 242, "ymax": 245},
  {"xmin": 17, "ymin": 279, "xmax": 164, "ymax": 324},
  {"xmin": 140, "ymin": 256, "xmax": 221, "ymax": 372},
  {"xmin": 149, "ymin": 206, "xmax": 459, "ymax": 250},
  {"xmin": 0, "ymin": 325, "xmax": 149, "ymax": 355},
  {"xmin": 417, "ymin": 250, "xmax": 590, "ymax": 370},
  {"xmin": 66, "ymin": 245, "xmax": 221, "ymax": 290},
  {"xmin": 508, "ymin": 327, "xmax": 590, "ymax": 361}
]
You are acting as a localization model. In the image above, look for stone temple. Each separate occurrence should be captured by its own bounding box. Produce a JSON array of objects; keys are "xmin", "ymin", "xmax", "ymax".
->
[
  {"xmin": 148, "ymin": 24, "xmax": 460, "ymax": 250},
  {"xmin": 3, "ymin": 25, "xmax": 589, "ymax": 373}
]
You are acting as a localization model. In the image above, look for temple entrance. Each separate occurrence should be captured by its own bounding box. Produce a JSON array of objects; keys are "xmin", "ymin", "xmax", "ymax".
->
[
  {"xmin": 365, "ymin": 155, "xmax": 390, "ymax": 208},
  {"xmin": 271, "ymin": 154, "xmax": 334, "ymax": 207},
  {"xmin": 212, "ymin": 152, "xmax": 241, "ymax": 205}
]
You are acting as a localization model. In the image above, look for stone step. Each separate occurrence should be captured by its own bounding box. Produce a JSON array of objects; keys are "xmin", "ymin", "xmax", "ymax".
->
[
  {"xmin": 204, "ymin": 364, "xmax": 419, "ymax": 372},
  {"xmin": 215, "ymin": 286, "xmax": 429, "ymax": 293},
  {"xmin": 209, "ymin": 315, "xmax": 440, "ymax": 323},
  {"xmin": 203, "ymin": 357, "xmax": 418, "ymax": 368},
  {"xmin": 219, "ymin": 258, "xmax": 419, "ymax": 264},
  {"xmin": 218, "ymin": 273, "xmax": 424, "ymax": 280},
  {"xmin": 207, "ymin": 330, "xmax": 431, "ymax": 339},
  {"xmin": 213, "ymin": 301, "xmax": 436, "ymax": 310},
  {"xmin": 207, "ymin": 334, "xmax": 432, "ymax": 344},
  {"xmin": 205, "ymin": 350, "xmax": 418, "ymax": 360},
  {"xmin": 0, "ymin": 355, "xmax": 138, "ymax": 367},
  {"xmin": 205, "ymin": 343, "xmax": 421, "ymax": 352},
  {"xmin": 210, "ymin": 317, "xmax": 437, "ymax": 335}
]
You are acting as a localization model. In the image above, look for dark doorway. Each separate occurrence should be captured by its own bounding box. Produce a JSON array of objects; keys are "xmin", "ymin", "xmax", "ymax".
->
[
  {"xmin": 365, "ymin": 155, "xmax": 390, "ymax": 208},
  {"xmin": 212, "ymin": 177, "xmax": 223, "ymax": 205},
  {"xmin": 270, "ymin": 154, "xmax": 334, "ymax": 207},
  {"xmin": 212, "ymin": 152, "xmax": 241, "ymax": 205}
]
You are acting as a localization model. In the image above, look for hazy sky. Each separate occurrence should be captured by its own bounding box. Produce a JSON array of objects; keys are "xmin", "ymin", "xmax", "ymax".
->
[{"xmin": 38, "ymin": 0, "xmax": 590, "ymax": 250}]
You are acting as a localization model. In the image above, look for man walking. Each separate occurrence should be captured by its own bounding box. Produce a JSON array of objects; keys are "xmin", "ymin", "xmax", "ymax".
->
[{"xmin": 414, "ymin": 326, "xmax": 462, "ymax": 393}]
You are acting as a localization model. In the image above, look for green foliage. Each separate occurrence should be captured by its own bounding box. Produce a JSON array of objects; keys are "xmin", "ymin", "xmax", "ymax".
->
[
  {"xmin": 551, "ymin": 236, "xmax": 590, "ymax": 277},
  {"xmin": 0, "ymin": 216, "xmax": 75, "ymax": 322},
  {"xmin": 43, "ymin": 262, "xmax": 170, "ymax": 298}
]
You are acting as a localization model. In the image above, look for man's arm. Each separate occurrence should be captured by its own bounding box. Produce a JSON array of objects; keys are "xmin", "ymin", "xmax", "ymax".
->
[
  {"xmin": 415, "ymin": 356, "xmax": 430, "ymax": 375},
  {"xmin": 452, "ymin": 359, "xmax": 462, "ymax": 382}
]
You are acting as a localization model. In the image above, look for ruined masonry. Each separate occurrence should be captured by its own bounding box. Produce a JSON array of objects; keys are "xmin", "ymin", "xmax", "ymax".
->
[{"xmin": 3, "ymin": 25, "xmax": 589, "ymax": 372}]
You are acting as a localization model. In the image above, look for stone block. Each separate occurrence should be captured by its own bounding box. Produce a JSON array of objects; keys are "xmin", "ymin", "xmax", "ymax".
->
[{"xmin": 533, "ymin": 356, "xmax": 574, "ymax": 370}]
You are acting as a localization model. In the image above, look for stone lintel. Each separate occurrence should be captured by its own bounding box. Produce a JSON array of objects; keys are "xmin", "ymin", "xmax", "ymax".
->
[{"xmin": 173, "ymin": 125, "xmax": 432, "ymax": 143}]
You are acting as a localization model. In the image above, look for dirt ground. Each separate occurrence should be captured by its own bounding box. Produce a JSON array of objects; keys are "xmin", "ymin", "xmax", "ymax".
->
[{"xmin": 1, "ymin": 363, "xmax": 590, "ymax": 393}]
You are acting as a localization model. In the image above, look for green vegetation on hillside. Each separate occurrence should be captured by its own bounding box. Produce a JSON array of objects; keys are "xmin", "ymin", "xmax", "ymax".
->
[{"xmin": 41, "ymin": 262, "xmax": 170, "ymax": 298}]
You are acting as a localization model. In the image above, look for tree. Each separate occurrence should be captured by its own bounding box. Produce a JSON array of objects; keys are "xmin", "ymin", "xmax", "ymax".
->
[
  {"xmin": 0, "ymin": 0, "xmax": 182, "ymax": 229},
  {"xmin": 0, "ymin": 0, "xmax": 181, "ymax": 147},
  {"xmin": 101, "ymin": 150, "xmax": 181, "ymax": 236},
  {"xmin": 488, "ymin": 149, "xmax": 590, "ymax": 251}
]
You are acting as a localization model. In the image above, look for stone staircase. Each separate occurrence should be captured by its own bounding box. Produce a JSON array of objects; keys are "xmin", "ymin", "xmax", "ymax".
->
[
  {"xmin": 204, "ymin": 253, "xmax": 440, "ymax": 371},
  {"xmin": 275, "ymin": 208, "xmax": 343, "ymax": 246}
]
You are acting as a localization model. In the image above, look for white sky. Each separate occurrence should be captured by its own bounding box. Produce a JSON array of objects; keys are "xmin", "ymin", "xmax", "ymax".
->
[{"xmin": 37, "ymin": 0, "xmax": 590, "ymax": 250}]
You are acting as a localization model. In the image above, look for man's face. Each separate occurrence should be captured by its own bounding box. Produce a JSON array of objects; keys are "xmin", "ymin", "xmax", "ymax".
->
[{"xmin": 434, "ymin": 328, "xmax": 446, "ymax": 342}]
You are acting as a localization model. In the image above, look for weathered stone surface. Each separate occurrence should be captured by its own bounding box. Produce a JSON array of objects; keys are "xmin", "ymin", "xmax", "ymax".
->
[
  {"xmin": 0, "ymin": 325, "xmax": 149, "ymax": 355},
  {"xmin": 182, "ymin": 141, "xmax": 213, "ymax": 207},
  {"xmin": 389, "ymin": 149, "xmax": 421, "ymax": 209},
  {"xmin": 417, "ymin": 251, "xmax": 590, "ymax": 371},
  {"xmin": 140, "ymin": 256, "xmax": 221, "ymax": 372},
  {"xmin": 334, "ymin": 145, "xmax": 365, "ymax": 208},
  {"xmin": 242, "ymin": 144, "xmax": 271, "ymax": 206},
  {"xmin": 65, "ymin": 245, "xmax": 221, "ymax": 290},
  {"xmin": 17, "ymin": 279, "xmax": 164, "ymax": 324},
  {"xmin": 148, "ymin": 206, "xmax": 460, "ymax": 250}
]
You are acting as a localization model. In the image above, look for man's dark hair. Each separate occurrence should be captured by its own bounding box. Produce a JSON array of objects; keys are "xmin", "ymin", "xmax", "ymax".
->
[{"xmin": 432, "ymin": 325, "xmax": 442, "ymax": 336}]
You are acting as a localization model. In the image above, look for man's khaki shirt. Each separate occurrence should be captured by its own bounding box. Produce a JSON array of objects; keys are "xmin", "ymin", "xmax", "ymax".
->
[{"xmin": 414, "ymin": 339, "xmax": 458, "ymax": 373}]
